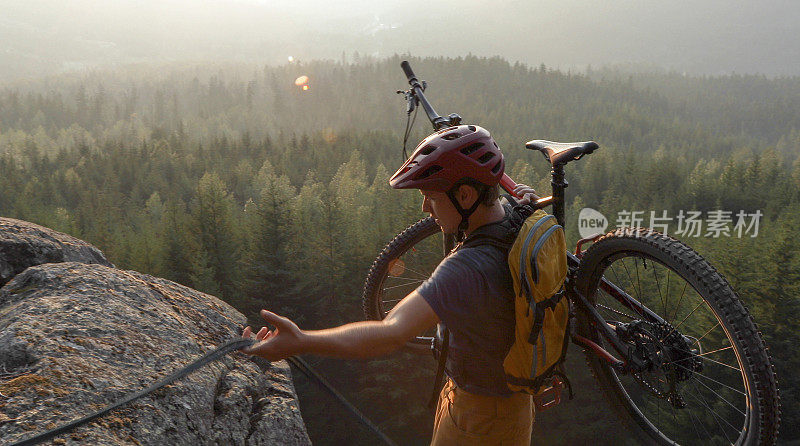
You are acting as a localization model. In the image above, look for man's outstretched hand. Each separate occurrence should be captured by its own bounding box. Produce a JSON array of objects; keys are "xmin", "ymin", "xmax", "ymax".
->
[{"xmin": 240, "ymin": 309, "xmax": 304, "ymax": 361}]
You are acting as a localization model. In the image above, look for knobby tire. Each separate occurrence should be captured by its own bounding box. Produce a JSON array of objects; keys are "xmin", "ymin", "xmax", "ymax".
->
[{"xmin": 574, "ymin": 228, "xmax": 780, "ymax": 446}]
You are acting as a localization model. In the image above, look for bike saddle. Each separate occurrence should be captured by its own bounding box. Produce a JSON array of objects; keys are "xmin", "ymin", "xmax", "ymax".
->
[{"xmin": 525, "ymin": 140, "xmax": 599, "ymax": 166}]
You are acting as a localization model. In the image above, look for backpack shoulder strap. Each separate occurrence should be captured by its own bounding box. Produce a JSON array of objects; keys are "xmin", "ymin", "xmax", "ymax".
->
[{"xmin": 460, "ymin": 203, "xmax": 533, "ymax": 251}]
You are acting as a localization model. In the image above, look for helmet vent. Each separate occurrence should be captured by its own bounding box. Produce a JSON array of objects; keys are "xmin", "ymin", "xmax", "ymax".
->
[
  {"xmin": 477, "ymin": 152, "xmax": 495, "ymax": 164},
  {"xmin": 460, "ymin": 142, "xmax": 483, "ymax": 156},
  {"xmin": 442, "ymin": 132, "xmax": 461, "ymax": 140},
  {"xmin": 415, "ymin": 165, "xmax": 443, "ymax": 180},
  {"xmin": 419, "ymin": 145, "xmax": 436, "ymax": 155},
  {"xmin": 491, "ymin": 159, "xmax": 503, "ymax": 174},
  {"xmin": 468, "ymin": 125, "xmax": 476, "ymax": 132}
]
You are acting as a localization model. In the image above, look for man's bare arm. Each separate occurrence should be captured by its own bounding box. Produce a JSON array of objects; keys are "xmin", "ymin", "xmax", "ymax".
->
[{"xmin": 241, "ymin": 291, "xmax": 439, "ymax": 361}]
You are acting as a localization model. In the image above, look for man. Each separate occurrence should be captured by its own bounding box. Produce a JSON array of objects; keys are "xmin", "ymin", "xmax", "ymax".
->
[{"xmin": 242, "ymin": 125, "xmax": 538, "ymax": 445}]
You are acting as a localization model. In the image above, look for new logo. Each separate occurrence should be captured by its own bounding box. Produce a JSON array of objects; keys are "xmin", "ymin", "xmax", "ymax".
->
[{"xmin": 578, "ymin": 208, "xmax": 608, "ymax": 239}]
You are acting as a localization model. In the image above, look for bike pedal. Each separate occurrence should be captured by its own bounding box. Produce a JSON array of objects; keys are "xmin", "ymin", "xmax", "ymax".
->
[{"xmin": 534, "ymin": 377, "xmax": 565, "ymax": 412}]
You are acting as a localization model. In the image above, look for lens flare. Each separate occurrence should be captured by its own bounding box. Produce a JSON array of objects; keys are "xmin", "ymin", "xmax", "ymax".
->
[
  {"xmin": 388, "ymin": 259, "xmax": 406, "ymax": 276},
  {"xmin": 294, "ymin": 75, "xmax": 309, "ymax": 86}
]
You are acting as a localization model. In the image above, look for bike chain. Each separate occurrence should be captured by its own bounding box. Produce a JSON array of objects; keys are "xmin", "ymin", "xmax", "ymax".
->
[
  {"xmin": 597, "ymin": 303, "xmax": 637, "ymax": 321},
  {"xmin": 628, "ymin": 324, "xmax": 669, "ymax": 399}
]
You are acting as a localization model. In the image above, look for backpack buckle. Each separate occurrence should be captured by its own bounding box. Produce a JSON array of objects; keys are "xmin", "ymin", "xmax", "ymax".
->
[{"xmin": 534, "ymin": 376, "xmax": 564, "ymax": 412}]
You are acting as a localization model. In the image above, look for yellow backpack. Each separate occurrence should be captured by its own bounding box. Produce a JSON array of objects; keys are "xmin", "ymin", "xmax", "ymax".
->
[{"xmin": 503, "ymin": 209, "xmax": 570, "ymax": 397}]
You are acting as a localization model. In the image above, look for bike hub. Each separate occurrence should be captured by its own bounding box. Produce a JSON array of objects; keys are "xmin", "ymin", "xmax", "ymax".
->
[{"xmin": 614, "ymin": 320, "xmax": 703, "ymax": 408}]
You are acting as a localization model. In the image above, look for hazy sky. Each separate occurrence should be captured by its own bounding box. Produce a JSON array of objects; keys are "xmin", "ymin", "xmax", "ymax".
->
[{"xmin": 2, "ymin": 0, "xmax": 799, "ymax": 81}]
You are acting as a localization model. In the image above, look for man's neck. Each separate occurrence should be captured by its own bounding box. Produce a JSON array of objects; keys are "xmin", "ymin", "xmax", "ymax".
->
[{"xmin": 464, "ymin": 201, "xmax": 505, "ymax": 236}]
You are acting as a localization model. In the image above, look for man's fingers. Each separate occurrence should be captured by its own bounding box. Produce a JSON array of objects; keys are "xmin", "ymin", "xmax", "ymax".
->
[
  {"xmin": 256, "ymin": 326, "xmax": 269, "ymax": 341},
  {"xmin": 260, "ymin": 309, "xmax": 293, "ymax": 331},
  {"xmin": 240, "ymin": 326, "xmax": 254, "ymax": 352},
  {"xmin": 512, "ymin": 185, "xmax": 538, "ymax": 204}
]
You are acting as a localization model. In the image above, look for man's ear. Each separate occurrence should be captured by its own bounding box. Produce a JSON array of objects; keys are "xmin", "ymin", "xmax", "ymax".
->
[{"xmin": 456, "ymin": 184, "xmax": 478, "ymax": 208}]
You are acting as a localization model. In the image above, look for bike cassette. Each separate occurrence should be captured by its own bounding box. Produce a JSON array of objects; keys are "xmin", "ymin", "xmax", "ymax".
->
[{"xmin": 614, "ymin": 320, "xmax": 702, "ymax": 408}]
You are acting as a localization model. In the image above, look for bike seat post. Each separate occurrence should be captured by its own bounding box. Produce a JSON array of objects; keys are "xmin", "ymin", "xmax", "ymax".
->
[{"xmin": 551, "ymin": 164, "xmax": 568, "ymax": 227}]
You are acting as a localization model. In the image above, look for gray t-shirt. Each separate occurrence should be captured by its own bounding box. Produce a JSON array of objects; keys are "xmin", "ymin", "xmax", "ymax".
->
[{"xmin": 416, "ymin": 234, "xmax": 516, "ymax": 396}]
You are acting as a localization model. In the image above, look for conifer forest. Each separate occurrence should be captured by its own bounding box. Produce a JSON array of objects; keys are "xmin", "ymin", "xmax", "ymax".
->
[{"xmin": 1, "ymin": 56, "xmax": 799, "ymax": 444}]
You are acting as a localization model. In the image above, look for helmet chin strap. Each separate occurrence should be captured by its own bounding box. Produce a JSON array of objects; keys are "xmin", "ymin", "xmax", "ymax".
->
[{"xmin": 446, "ymin": 186, "xmax": 488, "ymax": 241}]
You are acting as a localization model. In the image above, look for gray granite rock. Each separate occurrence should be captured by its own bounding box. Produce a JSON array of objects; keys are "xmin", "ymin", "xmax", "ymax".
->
[
  {"xmin": 0, "ymin": 262, "xmax": 310, "ymax": 445},
  {"xmin": 0, "ymin": 217, "xmax": 113, "ymax": 288}
]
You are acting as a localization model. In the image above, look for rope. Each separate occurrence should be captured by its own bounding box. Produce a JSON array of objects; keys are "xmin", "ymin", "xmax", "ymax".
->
[
  {"xmin": 9, "ymin": 338, "xmax": 253, "ymax": 446},
  {"xmin": 287, "ymin": 356, "xmax": 398, "ymax": 446},
  {"xmin": 8, "ymin": 338, "xmax": 397, "ymax": 446}
]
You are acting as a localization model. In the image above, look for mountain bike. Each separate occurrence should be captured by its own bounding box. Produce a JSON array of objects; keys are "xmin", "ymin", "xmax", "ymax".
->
[{"xmin": 361, "ymin": 61, "xmax": 780, "ymax": 445}]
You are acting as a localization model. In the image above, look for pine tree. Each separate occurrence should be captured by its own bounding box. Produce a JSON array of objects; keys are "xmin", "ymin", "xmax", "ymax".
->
[
  {"xmin": 244, "ymin": 161, "xmax": 296, "ymax": 316},
  {"xmin": 159, "ymin": 200, "xmax": 195, "ymax": 287},
  {"xmin": 194, "ymin": 172, "xmax": 242, "ymax": 301}
]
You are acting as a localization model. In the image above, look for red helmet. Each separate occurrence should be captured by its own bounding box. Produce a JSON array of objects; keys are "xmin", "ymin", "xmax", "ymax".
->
[{"xmin": 389, "ymin": 125, "xmax": 504, "ymax": 192}]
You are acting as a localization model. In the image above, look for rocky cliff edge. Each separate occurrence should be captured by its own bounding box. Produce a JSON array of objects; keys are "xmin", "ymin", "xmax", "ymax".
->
[{"xmin": 0, "ymin": 217, "xmax": 310, "ymax": 445}]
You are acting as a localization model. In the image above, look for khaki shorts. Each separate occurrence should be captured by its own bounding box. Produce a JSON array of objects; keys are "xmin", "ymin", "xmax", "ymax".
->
[{"xmin": 431, "ymin": 379, "xmax": 534, "ymax": 446}]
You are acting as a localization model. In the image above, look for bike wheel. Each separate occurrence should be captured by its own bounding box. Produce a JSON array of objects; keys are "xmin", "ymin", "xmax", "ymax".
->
[
  {"xmin": 362, "ymin": 217, "xmax": 443, "ymax": 353},
  {"xmin": 574, "ymin": 228, "xmax": 780, "ymax": 446}
]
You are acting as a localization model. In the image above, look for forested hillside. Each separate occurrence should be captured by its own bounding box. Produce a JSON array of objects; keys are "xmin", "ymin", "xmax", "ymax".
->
[{"xmin": 1, "ymin": 56, "xmax": 799, "ymax": 444}]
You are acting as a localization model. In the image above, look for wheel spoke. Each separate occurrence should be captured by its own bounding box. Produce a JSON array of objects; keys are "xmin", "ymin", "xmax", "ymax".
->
[
  {"xmin": 667, "ymin": 344, "xmax": 735, "ymax": 363},
  {"xmin": 695, "ymin": 321, "xmax": 721, "ymax": 346},
  {"xmin": 685, "ymin": 406, "xmax": 711, "ymax": 443},
  {"xmin": 683, "ymin": 353, "xmax": 741, "ymax": 372},
  {"xmin": 664, "ymin": 269, "xmax": 672, "ymax": 324},
  {"xmin": 685, "ymin": 392, "xmax": 734, "ymax": 444},
  {"xmin": 393, "ymin": 264, "xmax": 434, "ymax": 280},
  {"xmin": 686, "ymin": 402, "xmax": 716, "ymax": 442},
  {"xmin": 651, "ymin": 261, "xmax": 666, "ymax": 319},
  {"xmin": 671, "ymin": 281, "xmax": 689, "ymax": 323},
  {"xmin": 686, "ymin": 372, "xmax": 747, "ymax": 417},
  {"xmin": 619, "ymin": 260, "xmax": 640, "ymax": 303},
  {"xmin": 687, "ymin": 379, "xmax": 740, "ymax": 439},
  {"xmin": 385, "ymin": 276, "xmax": 426, "ymax": 284},
  {"xmin": 381, "ymin": 280, "xmax": 424, "ymax": 291},
  {"xmin": 672, "ymin": 362, "xmax": 746, "ymax": 396},
  {"xmin": 610, "ymin": 264, "xmax": 645, "ymax": 318},
  {"xmin": 662, "ymin": 297, "xmax": 706, "ymax": 342},
  {"xmin": 696, "ymin": 345, "xmax": 733, "ymax": 358},
  {"xmin": 634, "ymin": 257, "xmax": 642, "ymax": 304}
]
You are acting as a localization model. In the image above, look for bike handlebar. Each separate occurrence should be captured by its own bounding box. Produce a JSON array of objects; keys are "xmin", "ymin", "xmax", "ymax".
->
[
  {"xmin": 400, "ymin": 61, "xmax": 419, "ymax": 88},
  {"xmin": 401, "ymin": 60, "xmax": 450, "ymax": 131},
  {"xmin": 400, "ymin": 61, "xmax": 521, "ymax": 197}
]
